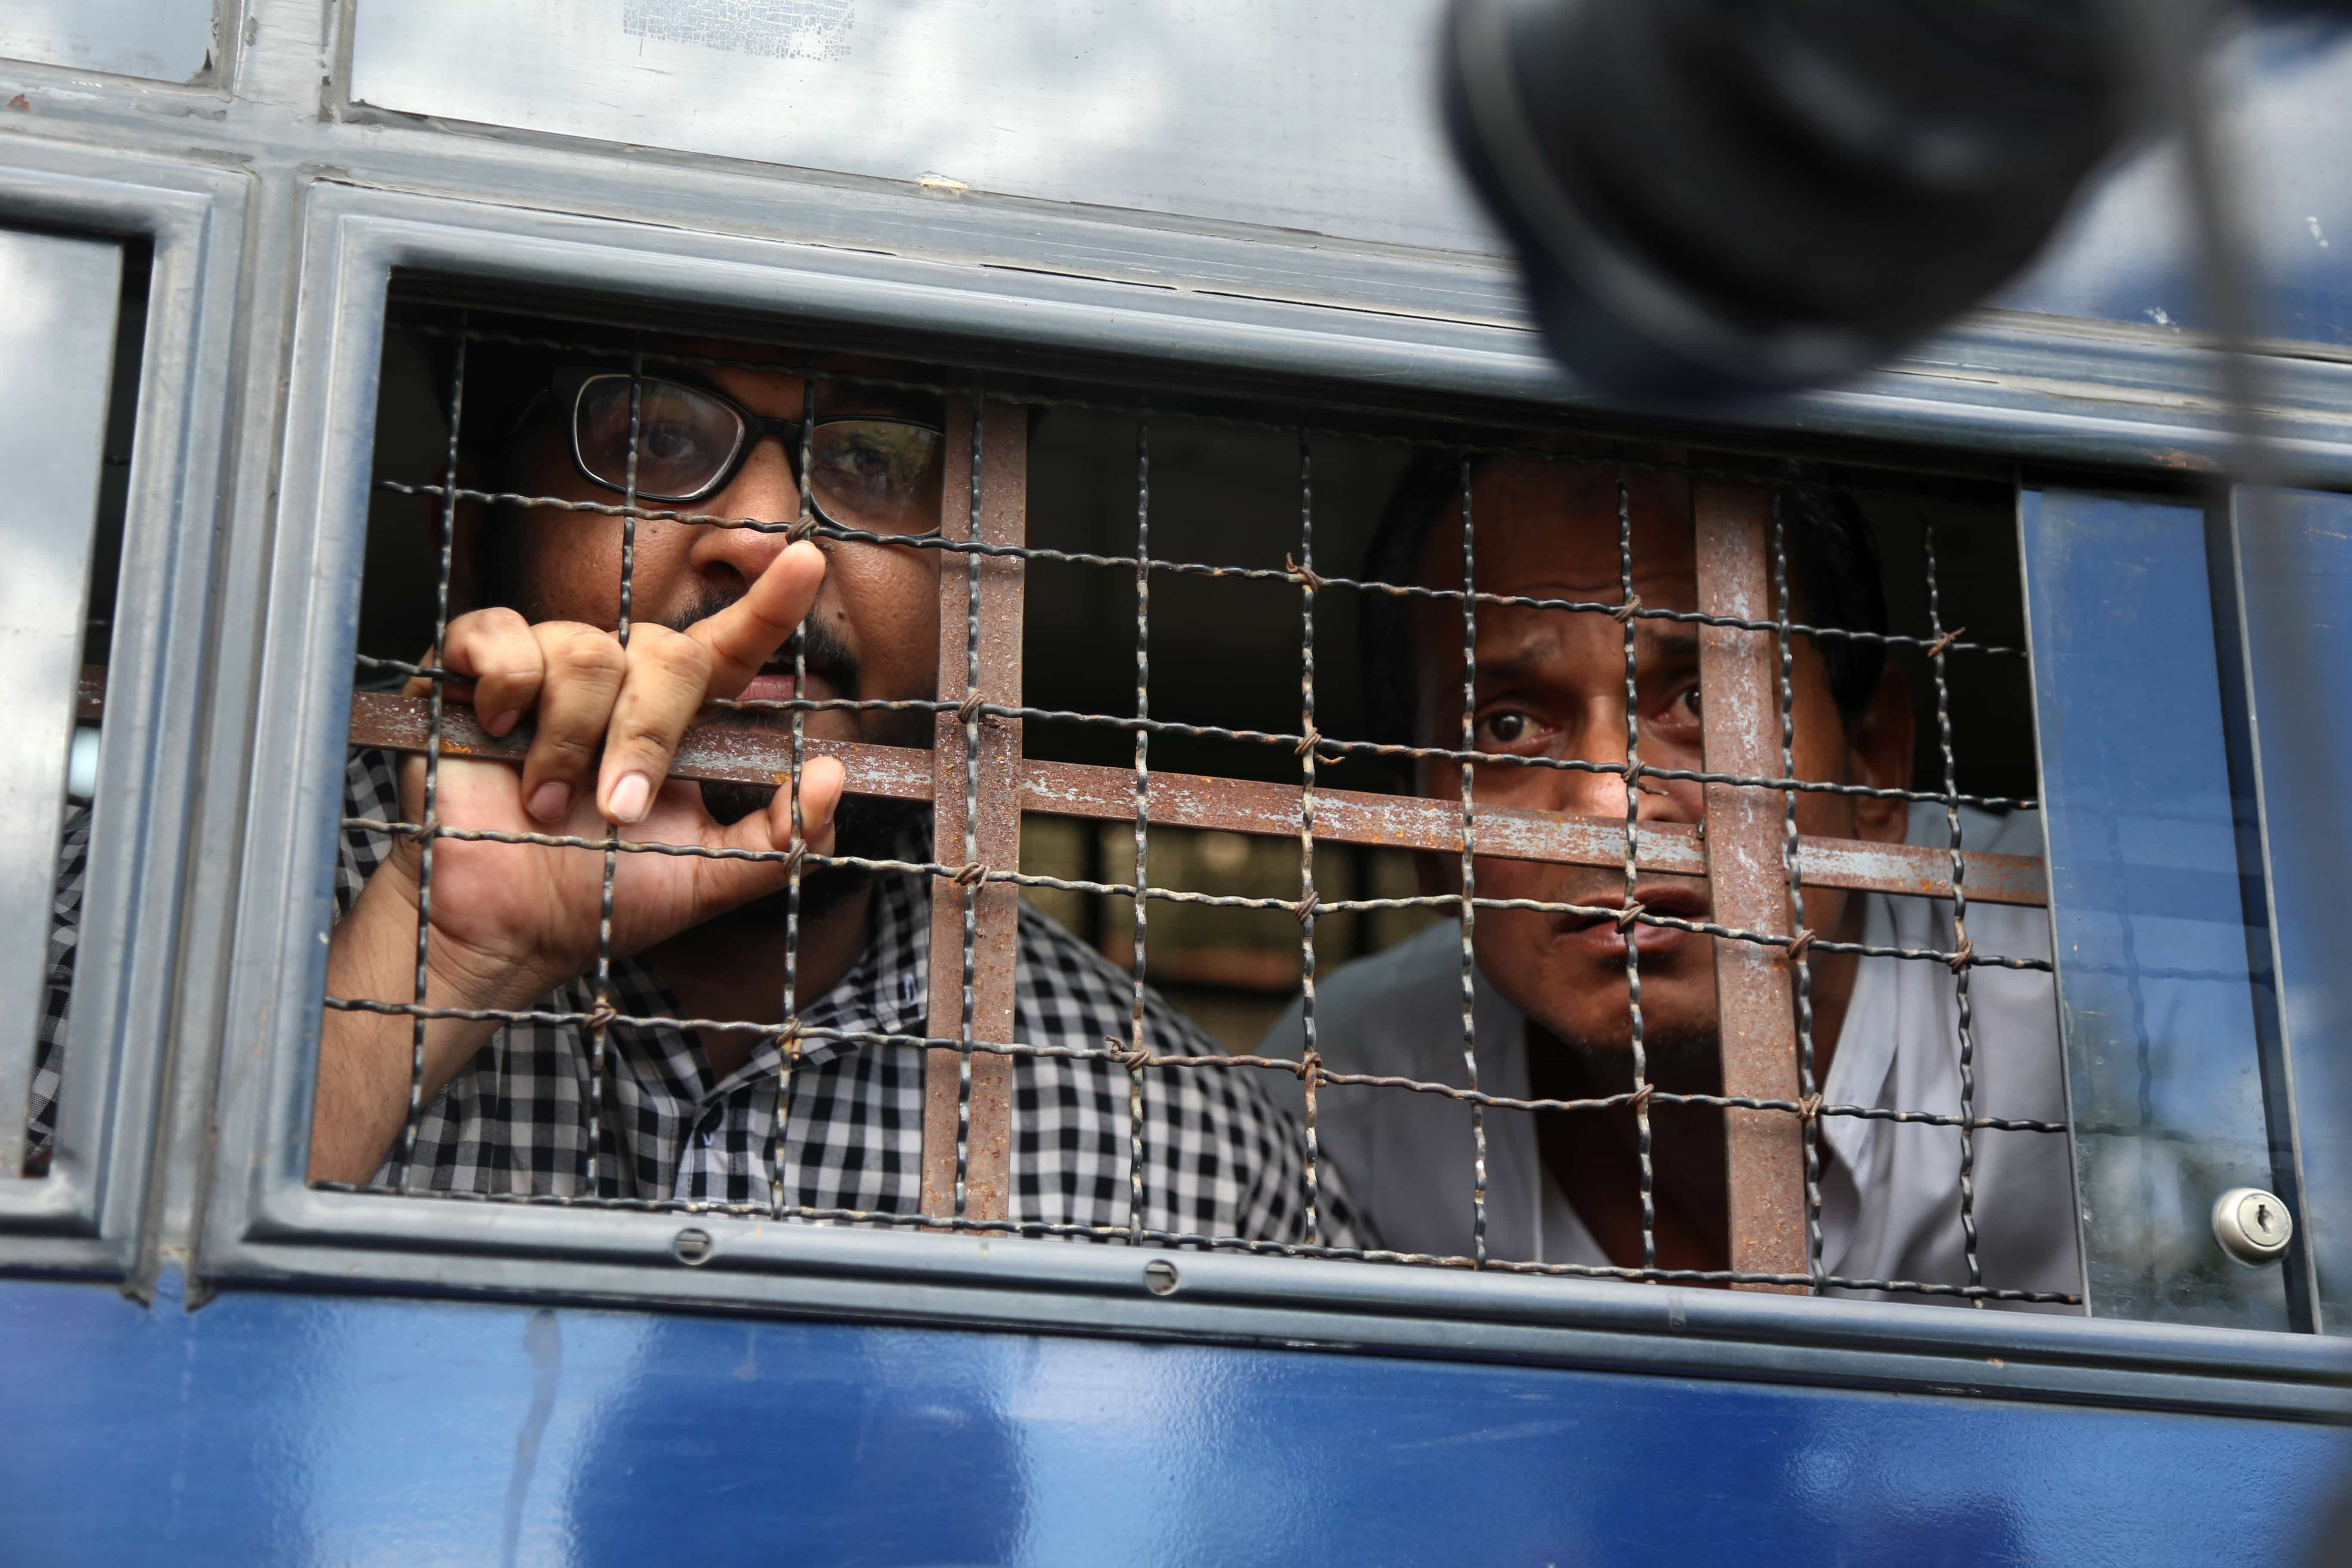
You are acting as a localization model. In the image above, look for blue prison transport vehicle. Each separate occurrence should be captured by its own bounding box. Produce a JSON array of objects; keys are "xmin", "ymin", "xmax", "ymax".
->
[{"xmin": 4, "ymin": 3, "xmax": 2352, "ymax": 1563}]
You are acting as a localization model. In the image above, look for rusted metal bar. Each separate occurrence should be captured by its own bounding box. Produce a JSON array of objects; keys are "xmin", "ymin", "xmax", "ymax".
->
[
  {"xmin": 919, "ymin": 396, "xmax": 1026, "ymax": 1223},
  {"xmin": 337, "ymin": 687, "xmax": 2048, "ymax": 909},
  {"xmin": 1695, "ymin": 483, "xmax": 1810, "ymax": 1293}
]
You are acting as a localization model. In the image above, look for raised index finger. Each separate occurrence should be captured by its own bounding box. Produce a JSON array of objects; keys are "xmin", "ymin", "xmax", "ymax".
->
[{"xmin": 686, "ymin": 539, "xmax": 827, "ymax": 697}]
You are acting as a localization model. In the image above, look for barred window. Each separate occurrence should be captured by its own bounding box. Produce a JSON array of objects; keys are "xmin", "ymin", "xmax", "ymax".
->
[{"xmin": 299, "ymin": 291, "xmax": 2105, "ymax": 1311}]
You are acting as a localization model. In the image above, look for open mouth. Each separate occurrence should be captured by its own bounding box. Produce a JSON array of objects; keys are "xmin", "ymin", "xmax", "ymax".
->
[
  {"xmin": 737, "ymin": 658, "xmax": 827, "ymax": 705},
  {"xmin": 1555, "ymin": 882, "xmax": 1712, "ymax": 954}
]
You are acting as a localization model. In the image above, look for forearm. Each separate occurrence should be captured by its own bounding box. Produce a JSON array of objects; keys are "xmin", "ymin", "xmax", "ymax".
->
[{"xmin": 308, "ymin": 865, "xmax": 554, "ymax": 1184}]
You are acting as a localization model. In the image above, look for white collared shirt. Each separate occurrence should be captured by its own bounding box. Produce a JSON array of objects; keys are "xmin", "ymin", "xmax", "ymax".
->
[{"xmin": 1260, "ymin": 804, "xmax": 2082, "ymax": 1310}]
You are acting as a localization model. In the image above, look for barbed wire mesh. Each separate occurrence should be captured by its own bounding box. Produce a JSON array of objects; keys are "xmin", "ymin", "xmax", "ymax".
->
[
  {"xmin": 1773, "ymin": 501, "xmax": 1828, "ymax": 1286},
  {"xmin": 314, "ymin": 306, "xmax": 2076, "ymax": 1304},
  {"xmin": 1616, "ymin": 469, "xmax": 1659, "ymax": 1275},
  {"xmin": 1458, "ymin": 453, "xmax": 1490, "ymax": 1270}
]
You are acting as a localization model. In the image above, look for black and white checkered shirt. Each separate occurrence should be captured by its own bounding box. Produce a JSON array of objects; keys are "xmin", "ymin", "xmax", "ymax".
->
[
  {"xmin": 27, "ymin": 810, "xmax": 84, "ymax": 1165},
  {"xmin": 34, "ymin": 750, "xmax": 1343, "ymax": 1246}
]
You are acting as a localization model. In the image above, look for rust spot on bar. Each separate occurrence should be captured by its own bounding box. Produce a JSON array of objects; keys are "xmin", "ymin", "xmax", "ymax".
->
[
  {"xmin": 1696, "ymin": 483, "xmax": 1810, "ymax": 1294},
  {"xmin": 920, "ymin": 399, "xmax": 1024, "ymax": 1225},
  {"xmin": 339, "ymin": 688, "xmax": 2045, "ymax": 910}
]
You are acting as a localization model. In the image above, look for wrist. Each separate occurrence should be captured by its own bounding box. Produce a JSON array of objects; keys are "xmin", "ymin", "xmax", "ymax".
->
[
  {"xmin": 337, "ymin": 862, "xmax": 570, "ymax": 1022},
  {"xmin": 420, "ymin": 931, "xmax": 573, "ymax": 1023}
]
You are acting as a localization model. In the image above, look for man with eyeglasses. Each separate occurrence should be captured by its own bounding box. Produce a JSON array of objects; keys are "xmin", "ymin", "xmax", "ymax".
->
[{"xmin": 31, "ymin": 328, "xmax": 1339, "ymax": 1247}]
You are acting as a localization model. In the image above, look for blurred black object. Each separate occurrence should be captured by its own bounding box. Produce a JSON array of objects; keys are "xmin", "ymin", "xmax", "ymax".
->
[{"xmin": 1441, "ymin": 0, "xmax": 2184, "ymax": 401}]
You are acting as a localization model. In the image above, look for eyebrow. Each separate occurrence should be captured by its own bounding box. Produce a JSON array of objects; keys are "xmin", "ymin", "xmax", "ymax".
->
[
  {"xmin": 626, "ymin": 359, "xmax": 943, "ymax": 422},
  {"xmin": 1470, "ymin": 647, "xmax": 1553, "ymax": 688},
  {"xmin": 1468, "ymin": 624, "xmax": 1703, "ymax": 688},
  {"xmin": 1644, "ymin": 626, "xmax": 1701, "ymax": 662}
]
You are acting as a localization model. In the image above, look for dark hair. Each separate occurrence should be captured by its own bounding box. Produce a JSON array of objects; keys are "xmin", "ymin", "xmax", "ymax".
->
[
  {"xmin": 422, "ymin": 334, "xmax": 570, "ymax": 481},
  {"xmin": 1358, "ymin": 451, "xmax": 1887, "ymax": 747}
]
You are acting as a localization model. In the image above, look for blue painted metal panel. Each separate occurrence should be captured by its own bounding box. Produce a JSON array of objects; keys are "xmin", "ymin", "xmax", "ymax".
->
[
  {"xmin": 2021, "ymin": 489, "xmax": 2294, "ymax": 1331},
  {"xmin": 0, "ymin": 1275, "xmax": 2344, "ymax": 1566},
  {"xmin": 2004, "ymin": 21, "xmax": 2352, "ymax": 347}
]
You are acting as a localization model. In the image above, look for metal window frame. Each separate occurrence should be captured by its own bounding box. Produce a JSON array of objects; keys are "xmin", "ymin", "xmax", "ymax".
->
[
  {"xmin": 180, "ymin": 179, "xmax": 2352, "ymax": 1421},
  {"xmin": 0, "ymin": 137, "xmax": 246, "ymax": 1277}
]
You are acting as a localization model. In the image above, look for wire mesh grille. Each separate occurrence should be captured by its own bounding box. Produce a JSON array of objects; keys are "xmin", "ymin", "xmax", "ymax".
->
[{"xmin": 315, "ymin": 307, "xmax": 2075, "ymax": 1304}]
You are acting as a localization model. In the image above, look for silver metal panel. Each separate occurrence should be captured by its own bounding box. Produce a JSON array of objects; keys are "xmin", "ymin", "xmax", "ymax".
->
[
  {"xmin": 342, "ymin": 1, "xmax": 2352, "ymax": 357},
  {"xmin": 11, "ymin": 1, "xmax": 2352, "ymax": 483},
  {"xmin": 0, "ymin": 228, "xmax": 119, "ymax": 1183},
  {"xmin": 0, "ymin": 138, "xmax": 248, "ymax": 1284},
  {"xmin": 348, "ymin": 0, "xmax": 1502, "ymax": 255},
  {"xmin": 0, "ymin": 0, "xmax": 216, "ymax": 85}
]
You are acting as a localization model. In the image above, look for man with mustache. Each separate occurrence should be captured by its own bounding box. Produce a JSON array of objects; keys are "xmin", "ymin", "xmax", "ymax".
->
[
  {"xmin": 1265, "ymin": 454, "xmax": 2076, "ymax": 1303},
  {"xmin": 32, "ymin": 331, "xmax": 1335, "ymax": 1245}
]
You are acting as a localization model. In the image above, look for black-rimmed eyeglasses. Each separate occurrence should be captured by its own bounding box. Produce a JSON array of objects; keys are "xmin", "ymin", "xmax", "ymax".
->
[{"xmin": 551, "ymin": 367, "xmax": 946, "ymax": 537}]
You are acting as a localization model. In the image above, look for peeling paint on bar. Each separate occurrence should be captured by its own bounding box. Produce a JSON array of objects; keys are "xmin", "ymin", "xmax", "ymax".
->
[
  {"xmin": 1696, "ymin": 483, "xmax": 1810, "ymax": 1294},
  {"xmin": 335, "ymin": 686, "xmax": 2049, "ymax": 909},
  {"xmin": 920, "ymin": 397, "xmax": 1026, "ymax": 1224}
]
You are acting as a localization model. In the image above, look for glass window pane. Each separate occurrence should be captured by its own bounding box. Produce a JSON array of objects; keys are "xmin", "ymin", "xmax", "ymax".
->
[
  {"xmin": 2021, "ymin": 487, "xmax": 2299, "ymax": 1331},
  {"xmin": 0, "ymin": 227, "xmax": 123, "ymax": 1179},
  {"xmin": 2235, "ymin": 487, "xmax": 2352, "ymax": 1334},
  {"xmin": 0, "ymin": 0, "xmax": 215, "ymax": 84}
]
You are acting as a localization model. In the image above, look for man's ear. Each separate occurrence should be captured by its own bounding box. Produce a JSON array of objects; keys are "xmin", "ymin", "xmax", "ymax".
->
[{"xmin": 1845, "ymin": 662, "xmax": 1915, "ymax": 843}]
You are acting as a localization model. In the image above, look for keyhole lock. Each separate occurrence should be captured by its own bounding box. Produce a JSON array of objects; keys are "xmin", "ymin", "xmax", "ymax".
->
[
  {"xmin": 2212, "ymin": 1187, "xmax": 2294, "ymax": 1265},
  {"xmin": 1142, "ymin": 1259, "xmax": 1181, "ymax": 1295}
]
